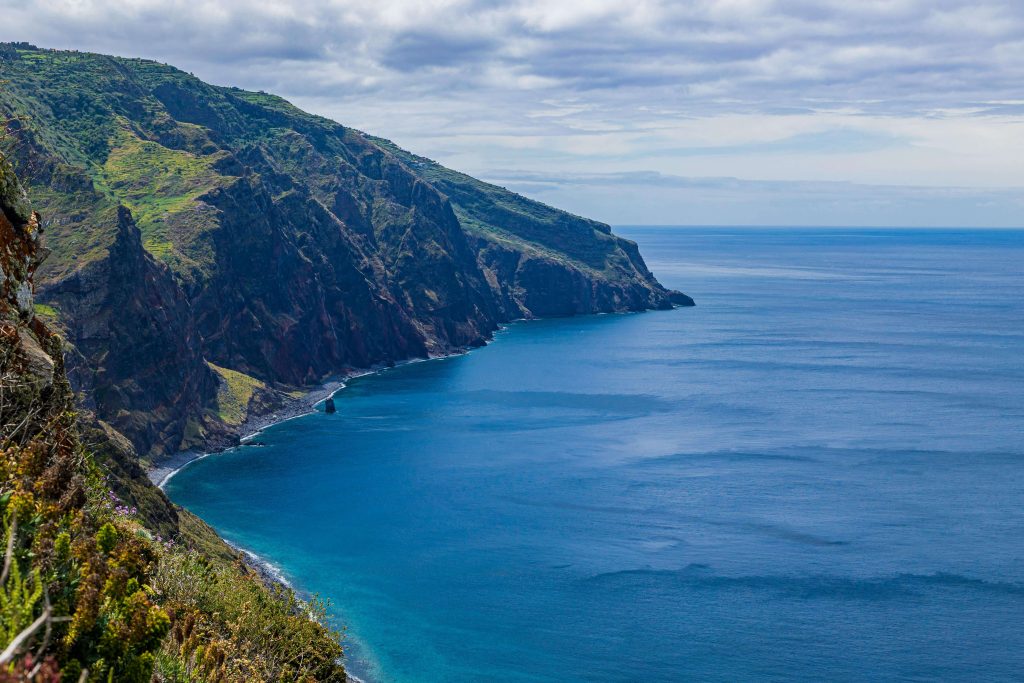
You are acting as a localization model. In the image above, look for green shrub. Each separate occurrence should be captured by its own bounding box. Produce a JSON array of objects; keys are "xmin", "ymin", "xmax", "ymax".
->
[{"xmin": 154, "ymin": 550, "xmax": 346, "ymax": 682}]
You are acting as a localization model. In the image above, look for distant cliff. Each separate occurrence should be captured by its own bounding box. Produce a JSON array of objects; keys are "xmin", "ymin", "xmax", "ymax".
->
[
  {"xmin": 374, "ymin": 139, "xmax": 694, "ymax": 316},
  {"xmin": 0, "ymin": 43, "xmax": 692, "ymax": 460}
]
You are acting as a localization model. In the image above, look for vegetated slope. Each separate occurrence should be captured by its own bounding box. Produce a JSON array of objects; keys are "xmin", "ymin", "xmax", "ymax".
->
[
  {"xmin": 0, "ymin": 157, "xmax": 346, "ymax": 681},
  {"xmin": 0, "ymin": 42, "xmax": 692, "ymax": 460}
]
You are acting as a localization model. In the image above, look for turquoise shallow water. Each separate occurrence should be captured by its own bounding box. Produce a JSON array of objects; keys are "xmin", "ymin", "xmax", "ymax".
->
[{"xmin": 166, "ymin": 227, "xmax": 1024, "ymax": 682}]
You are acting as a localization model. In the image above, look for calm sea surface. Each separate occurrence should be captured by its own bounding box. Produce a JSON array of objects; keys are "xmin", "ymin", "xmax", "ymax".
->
[{"xmin": 166, "ymin": 227, "xmax": 1024, "ymax": 682}]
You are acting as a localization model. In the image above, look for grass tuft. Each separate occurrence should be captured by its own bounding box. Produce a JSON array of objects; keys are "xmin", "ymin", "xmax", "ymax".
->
[{"xmin": 207, "ymin": 362, "xmax": 266, "ymax": 426}]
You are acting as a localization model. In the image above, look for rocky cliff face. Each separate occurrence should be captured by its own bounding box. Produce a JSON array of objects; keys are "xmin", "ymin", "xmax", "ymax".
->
[
  {"xmin": 42, "ymin": 206, "xmax": 221, "ymax": 457},
  {"xmin": 375, "ymin": 140, "xmax": 695, "ymax": 317},
  {"xmin": 0, "ymin": 43, "xmax": 692, "ymax": 460},
  {"xmin": 1, "ymin": 154, "xmax": 187, "ymax": 532},
  {"xmin": 0, "ymin": 150, "xmax": 49, "ymax": 370}
]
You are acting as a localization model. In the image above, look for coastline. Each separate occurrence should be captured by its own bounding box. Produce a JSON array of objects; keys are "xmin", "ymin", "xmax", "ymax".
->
[
  {"xmin": 146, "ymin": 308, "xmax": 668, "ymax": 489},
  {"xmin": 145, "ymin": 309, "xmax": 679, "ymax": 682},
  {"xmin": 147, "ymin": 375, "xmax": 351, "ymax": 489},
  {"xmin": 225, "ymin": 540, "xmax": 371, "ymax": 683},
  {"xmin": 147, "ymin": 352, "xmax": 474, "ymax": 489},
  {"xmin": 228, "ymin": 541, "xmax": 294, "ymax": 589},
  {"xmin": 148, "ymin": 346, "xmax": 507, "ymax": 683}
]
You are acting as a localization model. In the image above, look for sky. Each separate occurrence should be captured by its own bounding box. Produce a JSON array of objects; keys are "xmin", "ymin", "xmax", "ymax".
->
[{"xmin": 3, "ymin": 0, "xmax": 1024, "ymax": 226}]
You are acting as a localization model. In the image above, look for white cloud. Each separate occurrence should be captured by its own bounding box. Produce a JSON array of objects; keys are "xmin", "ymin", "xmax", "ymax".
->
[
  {"xmin": 490, "ymin": 170, "xmax": 1024, "ymax": 227},
  {"xmin": 1, "ymin": 0, "xmax": 1023, "ymax": 224}
]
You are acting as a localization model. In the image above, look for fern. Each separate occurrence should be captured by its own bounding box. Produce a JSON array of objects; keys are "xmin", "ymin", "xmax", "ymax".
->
[{"xmin": 0, "ymin": 524, "xmax": 44, "ymax": 644}]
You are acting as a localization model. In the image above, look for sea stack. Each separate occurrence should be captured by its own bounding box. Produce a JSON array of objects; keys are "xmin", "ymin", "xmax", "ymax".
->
[{"xmin": 325, "ymin": 397, "xmax": 337, "ymax": 414}]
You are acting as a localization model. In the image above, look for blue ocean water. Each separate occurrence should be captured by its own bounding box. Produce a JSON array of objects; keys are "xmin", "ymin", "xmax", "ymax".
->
[{"xmin": 165, "ymin": 227, "xmax": 1024, "ymax": 682}]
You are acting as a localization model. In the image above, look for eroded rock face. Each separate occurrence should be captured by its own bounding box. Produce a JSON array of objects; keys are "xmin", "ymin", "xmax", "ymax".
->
[
  {"xmin": 0, "ymin": 163, "xmax": 67, "ymax": 486},
  {"xmin": 187, "ymin": 174, "xmax": 436, "ymax": 386},
  {"xmin": 41, "ymin": 207, "xmax": 221, "ymax": 456},
  {"xmin": 1, "ymin": 163, "xmax": 40, "ymax": 318},
  {"xmin": 0, "ymin": 161, "xmax": 59, "ymax": 400},
  {"xmin": 376, "ymin": 140, "xmax": 695, "ymax": 316},
  {"xmin": 0, "ymin": 155, "xmax": 192, "ymax": 559}
]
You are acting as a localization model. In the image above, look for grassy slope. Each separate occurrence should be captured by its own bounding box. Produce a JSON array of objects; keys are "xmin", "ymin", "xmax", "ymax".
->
[
  {"xmin": 208, "ymin": 362, "xmax": 267, "ymax": 426},
  {"xmin": 101, "ymin": 122, "xmax": 234, "ymax": 272},
  {"xmin": 0, "ymin": 47, "xmax": 233, "ymax": 280}
]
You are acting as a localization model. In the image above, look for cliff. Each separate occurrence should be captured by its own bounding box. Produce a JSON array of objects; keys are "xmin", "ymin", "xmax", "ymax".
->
[
  {"xmin": 0, "ymin": 43, "xmax": 692, "ymax": 460},
  {"xmin": 373, "ymin": 139, "xmax": 695, "ymax": 316},
  {"xmin": 1, "ymin": 156, "xmax": 347, "ymax": 681}
]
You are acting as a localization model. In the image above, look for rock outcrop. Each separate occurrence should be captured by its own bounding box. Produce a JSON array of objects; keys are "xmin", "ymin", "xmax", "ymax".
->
[{"xmin": 42, "ymin": 206, "xmax": 221, "ymax": 456}]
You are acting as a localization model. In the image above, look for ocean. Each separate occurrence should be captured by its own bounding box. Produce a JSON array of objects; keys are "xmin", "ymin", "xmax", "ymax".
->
[{"xmin": 165, "ymin": 227, "xmax": 1024, "ymax": 682}]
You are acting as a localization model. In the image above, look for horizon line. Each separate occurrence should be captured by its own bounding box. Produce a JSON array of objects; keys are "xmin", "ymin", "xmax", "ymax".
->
[{"xmin": 612, "ymin": 224, "xmax": 1024, "ymax": 230}]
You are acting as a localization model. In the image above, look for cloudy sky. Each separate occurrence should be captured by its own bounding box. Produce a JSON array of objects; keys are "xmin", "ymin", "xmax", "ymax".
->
[{"xmin": 3, "ymin": 0, "xmax": 1024, "ymax": 226}]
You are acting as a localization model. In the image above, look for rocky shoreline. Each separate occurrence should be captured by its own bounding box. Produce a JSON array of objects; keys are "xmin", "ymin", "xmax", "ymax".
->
[
  {"xmin": 141, "ymin": 311, "xmax": 679, "ymax": 682},
  {"xmin": 147, "ymin": 373, "xmax": 358, "ymax": 488},
  {"xmin": 144, "ymin": 307, "xmax": 687, "ymax": 488},
  {"xmin": 145, "ymin": 352, "xmax": 474, "ymax": 489}
]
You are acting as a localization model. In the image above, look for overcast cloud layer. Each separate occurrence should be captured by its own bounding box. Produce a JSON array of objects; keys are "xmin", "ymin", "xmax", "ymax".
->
[{"xmin": 3, "ymin": 0, "xmax": 1024, "ymax": 226}]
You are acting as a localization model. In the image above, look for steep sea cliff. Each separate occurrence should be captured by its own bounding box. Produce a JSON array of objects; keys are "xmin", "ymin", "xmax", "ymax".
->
[{"xmin": 0, "ymin": 42, "xmax": 690, "ymax": 464}]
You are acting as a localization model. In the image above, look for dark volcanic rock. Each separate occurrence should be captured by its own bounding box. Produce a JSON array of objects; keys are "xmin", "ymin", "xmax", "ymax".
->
[{"xmin": 40, "ymin": 207, "xmax": 221, "ymax": 456}]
